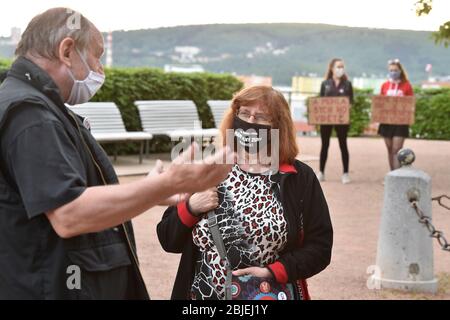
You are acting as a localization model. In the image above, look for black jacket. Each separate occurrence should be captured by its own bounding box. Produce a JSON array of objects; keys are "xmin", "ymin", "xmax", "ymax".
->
[
  {"xmin": 320, "ymin": 78, "xmax": 354, "ymax": 104},
  {"xmin": 157, "ymin": 160, "xmax": 333, "ymax": 300},
  {"xmin": 0, "ymin": 57, "xmax": 149, "ymax": 299}
]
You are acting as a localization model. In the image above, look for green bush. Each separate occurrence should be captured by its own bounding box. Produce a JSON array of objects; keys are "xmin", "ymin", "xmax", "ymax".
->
[
  {"xmin": 0, "ymin": 58, "xmax": 11, "ymax": 81},
  {"xmin": 348, "ymin": 89, "xmax": 372, "ymax": 137},
  {"xmin": 91, "ymin": 68, "xmax": 242, "ymax": 153},
  {"xmin": 412, "ymin": 88, "xmax": 450, "ymax": 140},
  {"xmin": 0, "ymin": 58, "xmax": 11, "ymax": 69}
]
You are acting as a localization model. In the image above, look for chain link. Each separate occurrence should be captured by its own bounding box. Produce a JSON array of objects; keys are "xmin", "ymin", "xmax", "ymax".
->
[
  {"xmin": 410, "ymin": 200, "xmax": 450, "ymax": 252},
  {"xmin": 432, "ymin": 194, "xmax": 450, "ymax": 210}
]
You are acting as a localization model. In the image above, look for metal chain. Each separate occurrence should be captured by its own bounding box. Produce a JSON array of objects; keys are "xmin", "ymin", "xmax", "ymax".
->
[
  {"xmin": 410, "ymin": 200, "xmax": 450, "ymax": 252},
  {"xmin": 432, "ymin": 195, "xmax": 450, "ymax": 210}
]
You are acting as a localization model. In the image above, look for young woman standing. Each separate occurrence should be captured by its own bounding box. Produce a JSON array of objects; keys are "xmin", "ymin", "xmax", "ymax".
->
[
  {"xmin": 317, "ymin": 58, "xmax": 354, "ymax": 184},
  {"xmin": 378, "ymin": 59, "xmax": 414, "ymax": 171}
]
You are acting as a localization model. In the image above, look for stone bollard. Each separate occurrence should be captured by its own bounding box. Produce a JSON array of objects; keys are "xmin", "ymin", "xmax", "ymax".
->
[{"xmin": 372, "ymin": 148, "xmax": 438, "ymax": 293}]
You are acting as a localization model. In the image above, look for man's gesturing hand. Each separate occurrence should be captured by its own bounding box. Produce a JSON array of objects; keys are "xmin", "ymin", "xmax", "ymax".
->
[{"xmin": 167, "ymin": 143, "xmax": 235, "ymax": 195}]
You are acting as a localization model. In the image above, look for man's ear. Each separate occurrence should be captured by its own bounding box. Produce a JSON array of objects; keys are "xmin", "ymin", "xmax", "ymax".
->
[{"xmin": 58, "ymin": 37, "xmax": 75, "ymax": 67}]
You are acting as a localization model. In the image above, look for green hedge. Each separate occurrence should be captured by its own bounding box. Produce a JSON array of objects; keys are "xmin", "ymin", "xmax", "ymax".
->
[
  {"xmin": 411, "ymin": 88, "xmax": 450, "ymax": 140},
  {"xmin": 0, "ymin": 58, "xmax": 11, "ymax": 69},
  {"xmin": 91, "ymin": 68, "xmax": 243, "ymax": 153},
  {"xmin": 0, "ymin": 58, "xmax": 11, "ymax": 81},
  {"xmin": 348, "ymin": 89, "xmax": 372, "ymax": 137}
]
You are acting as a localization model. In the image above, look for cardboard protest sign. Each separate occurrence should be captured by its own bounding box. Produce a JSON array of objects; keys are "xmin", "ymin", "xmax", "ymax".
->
[
  {"xmin": 371, "ymin": 95, "xmax": 416, "ymax": 125},
  {"xmin": 308, "ymin": 97, "xmax": 350, "ymax": 125}
]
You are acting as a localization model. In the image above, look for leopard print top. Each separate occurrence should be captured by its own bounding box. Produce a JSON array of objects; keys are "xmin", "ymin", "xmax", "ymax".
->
[{"xmin": 190, "ymin": 165, "xmax": 288, "ymax": 300}]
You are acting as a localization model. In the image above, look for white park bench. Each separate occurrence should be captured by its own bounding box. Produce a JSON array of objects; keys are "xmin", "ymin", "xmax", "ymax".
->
[
  {"xmin": 68, "ymin": 102, "xmax": 153, "ymax": 164},
  {"xmin": 207, "ymin": 100, "xmax": 231, "ymax": 128},
  {"xmin": 134, "ymin": 100, "xmax": 219, "ymax": 141}
]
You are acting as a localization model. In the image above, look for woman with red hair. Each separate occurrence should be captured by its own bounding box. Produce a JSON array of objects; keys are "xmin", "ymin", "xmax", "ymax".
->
[{"xmin": 158, "ymin": 86, "xmax": 333, "ymax": 300}]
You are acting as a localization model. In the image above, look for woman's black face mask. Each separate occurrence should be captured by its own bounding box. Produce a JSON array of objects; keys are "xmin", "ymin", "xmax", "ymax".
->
[{"xmin": 233, "ymin": 116, "xmax": 271, "ymax": 154}]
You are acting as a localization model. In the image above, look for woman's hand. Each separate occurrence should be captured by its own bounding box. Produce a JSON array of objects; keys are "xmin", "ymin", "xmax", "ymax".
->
[
  {"xmin": 188, "ymin": 188, "xmax": 219, "ymax": 216},
  {"xmin": 232, "ymin": 267, "xmax": 273, "ymax": 278}
]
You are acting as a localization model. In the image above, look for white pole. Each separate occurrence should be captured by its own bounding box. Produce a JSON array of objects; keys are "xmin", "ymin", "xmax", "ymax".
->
[{"xmin": 106, "ymin": 31, "xmax": 113, "ymax": 68}]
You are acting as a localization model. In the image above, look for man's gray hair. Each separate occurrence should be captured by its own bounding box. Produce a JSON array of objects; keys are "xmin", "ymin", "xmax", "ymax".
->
[{"xmin": 15, "ymin": 7, "xmax": 95, "ymax": 59}]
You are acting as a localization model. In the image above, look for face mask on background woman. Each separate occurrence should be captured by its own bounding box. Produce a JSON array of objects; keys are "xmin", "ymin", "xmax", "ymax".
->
[
  {"xmin": 389, "ymin": 70, "xmax": 401, "ymax": 81},
  {"xmin": 334, "ymin": 67, "xmax": 345, "ymax": 78}
]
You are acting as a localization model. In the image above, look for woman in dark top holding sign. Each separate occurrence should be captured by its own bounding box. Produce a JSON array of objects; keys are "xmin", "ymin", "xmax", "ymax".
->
[
  {"xmin": 378, "ymin": 59, "xmax": 414, "ymax": 170},
  {"xmin": 317, "ymin": 58, "xmax": 354, "ymax": 184}
]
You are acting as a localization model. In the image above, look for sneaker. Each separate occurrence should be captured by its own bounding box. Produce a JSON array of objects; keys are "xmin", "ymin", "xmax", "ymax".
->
[
  {"xmin": 316, "ymin": 172, "xmax": 325, "ymax": 182},
  {"xmin": 342, "ymin": 173, "xmax": 351, "ymax": 184}
]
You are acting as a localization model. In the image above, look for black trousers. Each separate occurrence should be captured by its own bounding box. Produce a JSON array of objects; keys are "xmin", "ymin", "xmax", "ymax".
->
[{"xmin": 319, "ymin": 125, "xmax": 350, "ymax": 173}]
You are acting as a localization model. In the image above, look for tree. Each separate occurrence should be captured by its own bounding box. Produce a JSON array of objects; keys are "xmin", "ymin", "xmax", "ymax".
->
[{"xmin": 415, "ymin": 0, "xmax": 450, "ymax": 47}]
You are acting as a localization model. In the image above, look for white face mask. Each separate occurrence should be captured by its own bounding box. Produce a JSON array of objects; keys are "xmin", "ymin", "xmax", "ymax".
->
[
  {"xmin": 334, "ymin": 67, "xmax": 345, "ymax": 78},
  {"xmin": 66, "ymin": 49, "xmax": 105, "ymax": 106}
]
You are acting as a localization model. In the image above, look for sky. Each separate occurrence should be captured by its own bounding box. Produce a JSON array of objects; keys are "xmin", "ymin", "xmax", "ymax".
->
[{"xmin": 0, "ymin": 0, "xmax": 449, "ymax": 37}]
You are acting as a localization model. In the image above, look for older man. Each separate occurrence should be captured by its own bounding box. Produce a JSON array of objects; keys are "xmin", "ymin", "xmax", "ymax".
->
[{"xmin": 0, "ymin": 8, "xmax": 232, "ymax": 299}]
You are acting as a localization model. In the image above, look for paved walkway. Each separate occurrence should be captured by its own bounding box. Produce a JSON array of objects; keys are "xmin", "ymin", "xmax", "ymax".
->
[{"xmin": 118, "ymin": 137, "xmax": 450, "ymax": 299}]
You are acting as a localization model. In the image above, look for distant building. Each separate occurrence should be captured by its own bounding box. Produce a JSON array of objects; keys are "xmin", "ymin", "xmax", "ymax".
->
[
  {"xmin": 291, "ymin": 76, "xmax": 322, "ymax": 94},
  {"xmin": 237, "ymin": 75, "xmax": 272, "ymax": 88},
  {"xmin": 352, "ymin": 77, "xmax": 385, "ymax": 94},
  {"xmin": 270, "ymin": 85, "xmax": 315, "ymax": 135},
  {"xmin": 164, "ymin": 64, "xmax": 205, "ymax": 73},
  {"xmin": 105, "ymin": 31, "xmax": 113, "ymax": 68},
  {"xmin": 421, "ymin": 76, "xmax": 450, "ymax": 89},
  {"xmin": 10, "ymin": 27, "xmax": 21, "ymax": 45},
  {"xmin": 292, "ymin": 75, "xmax": 385, "ymax": 94},
  {"xmin": 275, "ymin": 84, "xmax": 314, "ymax": 135},
  {"xmin": 288, "ymin": 77, "xmax": 319, "ymax": 126},
  {"xmin": 173, "ymin": 46, "xmax": 201, "ymax": 63},
  {"xmin": 0, "ymin": 27, "xmax": 21, "ymax": 46},
  {"xmin": 246, "ymin": 42, "xmax": 289, "ymax": 59}
]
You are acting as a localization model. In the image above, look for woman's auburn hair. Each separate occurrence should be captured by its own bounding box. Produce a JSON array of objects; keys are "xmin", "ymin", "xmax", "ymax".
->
[
  {"xmin": 219, "ymin": 85, "xmax": 299, "ymax": 165},
  {"xmin": 325, "ymin": 58, "xmax": 348, "ymax": 82}
]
